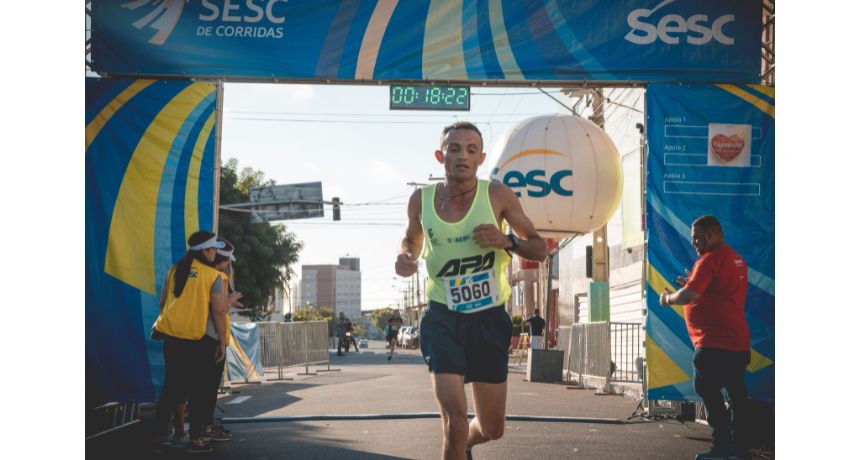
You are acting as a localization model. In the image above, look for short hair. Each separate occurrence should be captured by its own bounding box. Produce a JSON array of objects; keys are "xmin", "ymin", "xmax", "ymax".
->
[
  {"xmin": 440, "ymin": 121, "xmax": 483, "ymax": 150},
  {"xmin": 692, "ymin": 215, "xmax": 723, "ymax": 235}
]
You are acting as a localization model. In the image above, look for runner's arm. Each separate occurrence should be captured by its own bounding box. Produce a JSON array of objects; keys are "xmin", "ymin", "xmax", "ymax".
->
[
  {"xmin": 395, "ymin": 189, "xmax": 424, "ymax": 277},
  {"xmin": 491, "ymin": 182, "xmax": 547, "ymax": 261}
]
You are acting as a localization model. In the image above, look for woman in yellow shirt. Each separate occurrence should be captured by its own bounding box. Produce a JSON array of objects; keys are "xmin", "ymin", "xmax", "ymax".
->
[
  {"xmin": 200, "ymin": 238, "xmax": 243, "ymax": 442},
  {"xmin": 153, "ymin": 231, "xmax": 228, "ymax": 453}
]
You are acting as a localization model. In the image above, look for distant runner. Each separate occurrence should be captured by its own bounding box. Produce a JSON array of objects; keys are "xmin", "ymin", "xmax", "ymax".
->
[
  {"xmin": 395, "ymin": 122, "xmax": 547, "ymax": 460},
  {"xmin": 386, "ymin": 309, "xmax": 404, "ymax": 361}
]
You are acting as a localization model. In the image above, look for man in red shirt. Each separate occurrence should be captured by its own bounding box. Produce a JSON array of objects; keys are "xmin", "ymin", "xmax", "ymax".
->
[{"xmin": 660, "ymin": 215, "xmax": 751, "ymax": 460}]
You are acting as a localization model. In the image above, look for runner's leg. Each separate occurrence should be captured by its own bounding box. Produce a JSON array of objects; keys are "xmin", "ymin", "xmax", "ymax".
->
[
  {"xmin": 466, "ymin": 381, "xmax": 507, "ymax": 448},
  {"xmin": 432, "ymin": 373, "xmax": 469, "ymax": 460}
]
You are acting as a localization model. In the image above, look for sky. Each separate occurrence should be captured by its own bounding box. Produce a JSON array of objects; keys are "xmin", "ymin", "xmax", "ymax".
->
[{"xmin": 221, "ymin": 84, "xmax": 572, "ymax": 311}]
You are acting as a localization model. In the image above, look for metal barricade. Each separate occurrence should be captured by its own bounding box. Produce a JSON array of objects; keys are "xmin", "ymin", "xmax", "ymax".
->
[
  {"xmin": 257, "ymin": 321, "xmax": 332, "ymax": 379},
  {"xmin": 558, "ymin": 322, "xmax": 612, "ymax": 391},
  {"xmin": 609, "ymin": 322, "xmax": 644, "ymax": 383}
]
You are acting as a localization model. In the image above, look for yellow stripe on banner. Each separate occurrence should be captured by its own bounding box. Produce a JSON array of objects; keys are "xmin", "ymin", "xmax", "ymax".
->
[
  {"xmin": 184, "ymin": 111, "xmax": 217, "ymax": 243},
  {"xmin": 85, "ymin": 79, "xmax": 155, "ymax": 150},
  {"xmin": 104, "ymin": 83, "xmax": 213, "ymax": 294},
  {"xmin": 645, "ymin": 336, "xmax": 691, "ymax": 389},
  {"xmin": 423, "ymin": 0, "xmax": 467, "ymax": 79},
  {"xmin": 747, "ymin": 347, "xmax": 774, "ymax": 373},
  {"xmin": 748, "ymin": 84, "xmax": 775, "ymax": 99},
  {"xmin": 646, "ymin": 264, "xmax": 685, "ymax": 318},
  {"xmin": 716, "ymin": 84, "xmax": 775, "ymax": 118},
  {"xmin": 355, "ymin": 0, "xmax": 399, "ymax": 80},
  {"xmin": 229, "ymin": 337, "xmax": 262, "ymax": 381},
  {"xmin": 488, "ymin": 0, "xmax": 524, "ymax": 80},
  {"xmin": 498, "ymin": 148, "xmax": 566, "ymax": 171}
]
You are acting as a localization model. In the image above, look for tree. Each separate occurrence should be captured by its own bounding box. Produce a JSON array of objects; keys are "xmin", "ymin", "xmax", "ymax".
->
[
  {"xmin": 293, "ymin": 305, "xmax": 336, "ymax": 336},
  {"xmin": 370, "ymin": 307, "xmax": 395, "ymax": 332},
  {"xmin": 293, "ymin": 306, "xmax": 330, "ymax": 321},
  {"xmin": 219, "ymin": 158, "xmax": 304, "ymax": 319},
  {"xmin": 352, "ymin": 321, "xmax": 368, "ymax": 339}
]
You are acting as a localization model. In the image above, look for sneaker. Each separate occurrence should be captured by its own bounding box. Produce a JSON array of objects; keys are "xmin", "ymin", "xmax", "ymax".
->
[
  {"xmin": 337, "ymin": 352, "xmax": 344, "ymax": 356},
  {"xmin": 387, "ymin": 355, "xmax": 392, "ymax": 361},
  {"xmin": 170, "ymin": 433, "xmax": 190, "ymax": 448},
  {"xmin": 202, "ymin": 427, "xmax": 232, "ymax": 442},
  {"xmin": 211, "ymin": 424, "xmax": 231, "ymax": 435},
  {"xmin": 186, "ymin": 439, "xmax": 213, "ymax": 454},
  {"xmin": 696, "ymin": 443, "xmax": 734, "ymax": 460},
  {"xmin": 466, "ymin": 448, "xmax": 473, "ymax": 460},
  {"xmin": 156, "ymin": 434, "xmax": 173, "ymax": 449}
]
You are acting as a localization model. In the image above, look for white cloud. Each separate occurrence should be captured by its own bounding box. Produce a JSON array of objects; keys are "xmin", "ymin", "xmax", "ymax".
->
[{"xmin": 367, "ymin": 160, "xmax": 399, "ymax": 183}]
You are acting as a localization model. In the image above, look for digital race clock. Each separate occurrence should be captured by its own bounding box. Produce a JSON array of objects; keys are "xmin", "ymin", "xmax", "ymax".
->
[{"xmin": 389, "ymin": 85, "xmax": 470, "ymax": 111}]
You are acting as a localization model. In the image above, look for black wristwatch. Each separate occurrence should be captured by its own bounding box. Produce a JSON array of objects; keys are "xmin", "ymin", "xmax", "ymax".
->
[{"xmin": 507, "ymin": 233, "xmax": 521, "ymax": 253}]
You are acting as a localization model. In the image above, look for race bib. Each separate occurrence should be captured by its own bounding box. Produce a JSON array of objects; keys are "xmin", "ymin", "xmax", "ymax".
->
[{"xmin": 443, "ymin": 269, "xmax": 500, "ymax": 314}]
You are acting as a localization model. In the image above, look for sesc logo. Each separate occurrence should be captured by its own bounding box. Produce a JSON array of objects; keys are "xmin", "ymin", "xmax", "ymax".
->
[
  {"xmin": 491, "ymin": 148, "xmax": 573, "ymax": 198},
  {"xmin": 122, "ymin": 0, "xmax": 186, "ymax": 45},
  {"xmin": 624, "ymin": 0, "xmax": 735, "ymax": 46},
  {"xmin": 492, "ymin": 167, "xmax": 572, "ymax": 198},
  {"xmin": 123, "ymin": 0, "xmax": 289, "ymax": 45}
]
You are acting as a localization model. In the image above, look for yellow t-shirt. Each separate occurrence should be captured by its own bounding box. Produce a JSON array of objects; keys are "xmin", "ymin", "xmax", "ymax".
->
[{"xmin": 155, "ymin": 259, "xmax": 227, "ymax": 340}]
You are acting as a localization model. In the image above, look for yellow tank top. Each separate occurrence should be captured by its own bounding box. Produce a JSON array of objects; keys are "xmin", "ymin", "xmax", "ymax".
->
[
  {"xmin": 155, "ymin": 259, "xmax": 226, "ymax": 340},
  {"xmin": 421, "ymin": 179, "xmax": 511, "ymax": 309}
]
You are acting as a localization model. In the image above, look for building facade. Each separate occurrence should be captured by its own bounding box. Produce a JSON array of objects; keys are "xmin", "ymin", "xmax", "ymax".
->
[{"xmin": 301, "ymin": 258, "xmax": 362, "ymax": 319}]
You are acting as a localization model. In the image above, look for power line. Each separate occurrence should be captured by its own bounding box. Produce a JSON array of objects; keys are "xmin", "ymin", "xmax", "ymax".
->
[
  {"xmin": 225, "ymin": 110, "xmax": 549, "ymax": 117},
  {"xmin": 226, "ymin": 117, "xmax": 533, "ymax": 125}
]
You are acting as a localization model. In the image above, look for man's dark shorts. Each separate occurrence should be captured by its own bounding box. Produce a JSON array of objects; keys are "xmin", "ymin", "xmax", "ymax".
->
[{"xmin": 419, "ymin": 300, "xmax": 513, "ymax": 384}]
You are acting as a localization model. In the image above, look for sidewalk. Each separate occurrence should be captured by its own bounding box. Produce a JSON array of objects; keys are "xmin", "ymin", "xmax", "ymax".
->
[{"xmin": 87, "ymin": 341, "xmax": 770, "ymax": 459}]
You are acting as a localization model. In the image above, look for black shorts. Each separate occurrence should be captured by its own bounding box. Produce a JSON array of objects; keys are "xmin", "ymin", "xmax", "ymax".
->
[
  {"xmin": 386, "ymin": 331, "xmax": 398, "ymax": 342},
  {"xmin": 419, "ymin": 301, "xmax": 513, "ymax": 384}
]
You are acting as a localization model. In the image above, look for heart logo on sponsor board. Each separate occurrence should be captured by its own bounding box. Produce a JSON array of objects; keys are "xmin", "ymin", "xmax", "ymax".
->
[{"xmin": 710, "ymin": 134, "xmax": 745, "ymax": 163}]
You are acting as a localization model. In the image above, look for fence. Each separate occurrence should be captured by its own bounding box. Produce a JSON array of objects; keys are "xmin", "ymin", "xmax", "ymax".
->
[
  {"xmin": 556, "ymin": 321, "xmax": 644, "ymax": 388},
  {"xmin": 556, "ymin": 322, "xmax": 611, "ymax": 391},
  {"xmin": 609, "ymin": 322, "xmax": 644, "ymax": 383},
  {"xmin": 257, "ymin": 320, "xmax": 331, "ymax": 379}
]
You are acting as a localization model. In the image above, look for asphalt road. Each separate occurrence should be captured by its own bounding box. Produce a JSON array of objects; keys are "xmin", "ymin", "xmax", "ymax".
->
[{"xmin": 88, "ymin": 340, "xmax": 769, "ymax": 459}]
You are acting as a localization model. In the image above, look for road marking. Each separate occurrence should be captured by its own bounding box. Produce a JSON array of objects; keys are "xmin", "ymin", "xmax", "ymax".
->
[{"xmin": 226, "ymin": 396, "xmax": 252, "ymax": 405}]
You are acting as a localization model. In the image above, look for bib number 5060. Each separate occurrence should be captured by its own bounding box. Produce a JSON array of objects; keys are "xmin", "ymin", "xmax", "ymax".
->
[{"xmin": 450, "ymin": 280, "xmax": 491, "ymax": 304}]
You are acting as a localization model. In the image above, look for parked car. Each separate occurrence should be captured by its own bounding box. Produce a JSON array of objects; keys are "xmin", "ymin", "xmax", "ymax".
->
[
  {"xmin": 399, "ymin": 326, "xmax": 418, "ymax": 348},
  {"xmin": 405, "ymin": 327, "xmax": 419, "ymax": 349},
  {"xmin": 396, "ymin": 327, "xmax": 410, "ymax": 348},
  {"xmin": 359, "ymin": 338, "xmax": 368, "ymax": 348}
]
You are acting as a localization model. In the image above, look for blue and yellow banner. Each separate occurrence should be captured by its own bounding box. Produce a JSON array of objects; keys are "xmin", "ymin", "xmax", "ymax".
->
[
  {"xmin": 645, "ymin": 83, "xmax": 774, "ymax": 402},
  {"xmin": 226, "ymin": 323, "xmax": 265, "ymax": 382},
  {"xmin": 86, "ymin": 77, "xmax": 218, "ymax": 404},
  {"xmin": 91, "ymin": 0, "xmax": 761, "ymax": 83}
]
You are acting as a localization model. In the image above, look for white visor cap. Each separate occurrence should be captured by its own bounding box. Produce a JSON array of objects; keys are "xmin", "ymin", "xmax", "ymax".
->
[{"xmin": 189, "ymin": 236, "xmax": 225, "ymax": 251}]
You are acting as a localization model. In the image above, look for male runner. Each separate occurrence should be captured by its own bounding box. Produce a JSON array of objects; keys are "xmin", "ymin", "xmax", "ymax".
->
[
  {"xmin": 386, "ymin": 309, "xmax": 404, "ymax": 361},
  {"xmin": 395, "ymin": 121, "xmax": 547, "ymax": 460}
]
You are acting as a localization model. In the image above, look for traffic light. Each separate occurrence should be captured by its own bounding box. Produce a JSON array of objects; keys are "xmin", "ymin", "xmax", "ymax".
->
[{"xmin": 332, "ymin": 197, "xmax": 341, "ymax": 221}]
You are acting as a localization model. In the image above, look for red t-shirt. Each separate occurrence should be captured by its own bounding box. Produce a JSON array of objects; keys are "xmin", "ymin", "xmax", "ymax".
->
[{"xmin": 683, "ymin": 243, "xmax": 750, "ymax": 351}]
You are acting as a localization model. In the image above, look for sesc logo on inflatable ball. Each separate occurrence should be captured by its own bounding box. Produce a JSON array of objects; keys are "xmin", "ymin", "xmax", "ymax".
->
[{"xmin": 489, "ymin": 115, "xmax": 623, "ymax": 239}]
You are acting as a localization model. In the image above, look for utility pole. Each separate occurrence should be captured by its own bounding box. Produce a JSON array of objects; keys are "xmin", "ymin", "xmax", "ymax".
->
[
  {"xmin": 589, "ymin": 88, "xmax": 610, "ymax": 322},
  {"xmin": 414, "ymin": 272, "xmax": 420, "ymax": 306}
]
